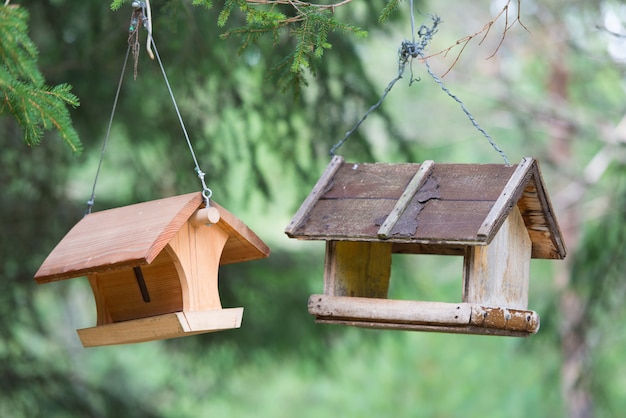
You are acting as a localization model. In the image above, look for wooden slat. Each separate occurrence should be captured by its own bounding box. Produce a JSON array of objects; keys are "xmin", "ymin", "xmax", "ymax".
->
[
  {"xmin": 322, "ymin": 162, "xmax": 419, "ymax": 199},
  {"xmin": 294, "ymin": 198, "xmax": 398, "ymax": 240},
  {"xmin": 293, "ymin": 199, "xmax": 494, "ymax": 244},
  {"xmin": 378, "ymin": 160, "xmax": 434, "ymax": 239},
  {"xmin": 463, "ymin": 206, "xmax": 531, "ymax": 309},
  {"xmin": 409, "ymin": 200, "xmax": 495, "ymax": 242},
  {"xmin": 431, "ymin": 163, "xmax": 516, "ymax": 201},
  {"xmin": 517, "ymin": 163, "xmax": 567, "ymax": 259},
  {"xmin": 477, "ymin": 157, "xmax": 534, "ymax": 241},
  {"xmin": 77, "ymin": 308, "xmax": 243, "ymax": 347},
  {"xmin": 285, "ymin": 155, "xmax": 344, "ymax": 236}
]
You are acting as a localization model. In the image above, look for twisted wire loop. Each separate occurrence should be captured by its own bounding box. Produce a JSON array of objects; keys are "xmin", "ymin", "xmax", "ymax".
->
[
  {"xmin": 329, "ymin": 16, "xmax": 439, "ymax": 156},
  {"xmin": 331, "ymin": 4, "xmax": 510, "ymax": 166}
]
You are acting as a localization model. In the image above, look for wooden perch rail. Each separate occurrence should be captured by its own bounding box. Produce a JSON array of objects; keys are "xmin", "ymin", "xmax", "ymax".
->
[{"xmin": 309, "ymin": 295, "xmax": 540, "ymax": 336}]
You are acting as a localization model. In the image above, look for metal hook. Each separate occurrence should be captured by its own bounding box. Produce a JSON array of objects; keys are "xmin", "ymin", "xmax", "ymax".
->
[{"xmin": 195, "ymin": 167, "xmax": 213, "ymax": 207}]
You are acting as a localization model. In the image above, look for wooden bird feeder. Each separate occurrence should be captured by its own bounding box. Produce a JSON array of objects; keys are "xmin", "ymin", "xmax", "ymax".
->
[
  {"xmin": 35, "ymin": 192, "xmax": 270, "ymax": 347},
  {"xmin": 286, "ymin": 156, "xmax": 566, "ymax": 337}
]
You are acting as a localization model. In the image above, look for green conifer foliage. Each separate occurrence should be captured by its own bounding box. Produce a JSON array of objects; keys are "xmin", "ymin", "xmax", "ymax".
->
[{"xmin": 0, "ymin": 5, "xmax": 82, "ymax": 153}]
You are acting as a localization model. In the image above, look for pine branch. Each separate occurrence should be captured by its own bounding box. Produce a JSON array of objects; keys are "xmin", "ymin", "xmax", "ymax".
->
[{"xmin": 0, "ymin": 5, "xmax": 82, "ymax": 153}]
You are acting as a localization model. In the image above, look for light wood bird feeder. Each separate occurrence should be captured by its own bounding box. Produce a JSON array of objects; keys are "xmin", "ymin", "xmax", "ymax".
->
[
  {"xmin": 286, "ymin": 156, "xmax": 566, "ymax": 337},
  {"xmin": 35, "ymin": 192, "xmax": 270, "ymax": 347}
]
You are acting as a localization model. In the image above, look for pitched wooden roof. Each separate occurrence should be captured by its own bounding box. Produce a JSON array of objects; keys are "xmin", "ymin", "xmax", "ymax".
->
[
  {"xmin": 286, "ymin": 156, "xmax": 566, "ymax": 260},
  {"xmin": 35, "ymin": 192, "xmax": 269, "ymax": 283}
]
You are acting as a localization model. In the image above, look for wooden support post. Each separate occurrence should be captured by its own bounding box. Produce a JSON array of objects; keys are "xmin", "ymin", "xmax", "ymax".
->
[
  {"xmin": 168, "ymin": 221, "xmax": 229, "ymax": 312},
  {"xmin": 324, "ymin": 241, "xmax": 392, "ymax": 298},
  {"xmin": 463, "ymin": 205, "xmax": 531, "ymax": 309}
]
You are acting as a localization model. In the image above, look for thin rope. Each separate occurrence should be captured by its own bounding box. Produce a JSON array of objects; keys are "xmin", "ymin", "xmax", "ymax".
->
[
  {"xmin": 330, "ymin": 2, "xmax": 510, "ymax": 165},
  {"xmin": 148, "ymin": 32, "xmax": 213, "ymax": 205},
  {"xmin": 85, "ymin": 44, "xmax": 131, "ymax": 215}
]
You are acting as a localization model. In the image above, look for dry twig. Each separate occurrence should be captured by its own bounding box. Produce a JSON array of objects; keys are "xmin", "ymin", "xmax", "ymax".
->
[{"xmin": 423, "ymin": 0, "xmax": 529, "ymax": 77}]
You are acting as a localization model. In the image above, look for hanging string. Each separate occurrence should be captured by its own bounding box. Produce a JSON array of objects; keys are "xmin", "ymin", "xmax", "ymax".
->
[
  {"xmin": 85, "ymin": 44, "xmax": 131, "ymax": 215},
  {"xmin": 146, "ymin": 23, "xmax": 213, "ymax": 206},
  {"xmin": 330, "ymin": 0, "xmax": 510, "ymax": 166}
]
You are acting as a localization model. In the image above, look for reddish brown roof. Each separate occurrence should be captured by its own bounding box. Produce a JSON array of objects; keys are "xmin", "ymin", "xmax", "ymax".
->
[
  {"xmin": 286, "ymin": 156, "xmax": 566, "ymax": 260},
  {"xmin": 35, "ymin": 192, "xmax": 270, "ymax": 283}
]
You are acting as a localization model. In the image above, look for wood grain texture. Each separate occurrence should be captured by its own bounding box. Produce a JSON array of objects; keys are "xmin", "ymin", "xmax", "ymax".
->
[
  {"xmin": 35, "ymin": 194, "xmax": 270, "ymax": 284},
  {"xmin": 517, "ymin": 163, "xmax": 567, "ymax": 259},
  {"xmin": 285, "ymin": 155, "xmax": 344, "ymax": 235},
  {"xmin": 477, "ymin": 157, "xmax": 534, "ymax": 241},
  {"xmin": 309, "ymin": 295, "xmax": 471, "ymax": 324},
  {"xmin": 212, "ymin": 201, "xmax": 271, "ymax": 265},
  {"xmin": 77, "ymin": 308, "xmax": 243, "ymax": 347},
  {"xmin": 378, "ymin": 160, "xmax": 434, "ymax": 238},
  {"xmin": 463, "ymin": 206, "xmax": 531, "ymax": 309},
  {"xmin": 87, "ymin": 250, "xmax": 183, "ymax": 325},
  {"xmin": 189, "ymin": 207, "xmax": 221, "ymax": 227},
  {"xmin": 324, "ymin": 241, "xmax": 392, "ymax": 298},
  {"xmin": 322, "ymin": 162, "xmax": 419, "ymax": 200},
  {"xmin": 168, "ymin": 221, "xmax": 229, "ymax": 312},
  {"xmin": 35, "ymin": 193, "xmax": 203, "ymax": 283},
  {"xmin": 431, "ymin": 163, "xmax": 516, "ymax": 201},
  {"xmin": 309, "ymin": 295, "xmax": 538, "ymax": 336},
  {"xmin": 286, "ymin": 158, "xmax": 566, "ymax": 261}
]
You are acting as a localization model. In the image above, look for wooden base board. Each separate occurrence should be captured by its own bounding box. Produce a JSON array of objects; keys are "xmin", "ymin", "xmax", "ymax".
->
[
  {"xmin": 309, "ymin": 295, "xmax": 539, "ymax": 336},
  {"xmin": 77, "ymin": 307, "xmax": 243, "ymax": 347}
]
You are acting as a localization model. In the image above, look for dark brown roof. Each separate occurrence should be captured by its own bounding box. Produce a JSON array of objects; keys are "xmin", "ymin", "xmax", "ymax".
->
[{"xmin": 286, "ymin": 156, "xmax": 566, "ymax": 260}]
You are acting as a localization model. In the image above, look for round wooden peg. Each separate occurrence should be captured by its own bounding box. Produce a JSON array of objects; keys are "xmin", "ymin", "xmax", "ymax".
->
[{"xmin": 190, "ymin": 206, "xmax": 221, "ymax": 227}]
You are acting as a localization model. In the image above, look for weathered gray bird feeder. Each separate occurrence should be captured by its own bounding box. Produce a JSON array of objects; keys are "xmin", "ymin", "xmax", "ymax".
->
[
  {"xmin": 285, "ymin": 156, "xmax": 566, "ymax": 337},
  {"xmin": 35, "ymin": 192, "xmax": 270, "ymax": 347}
]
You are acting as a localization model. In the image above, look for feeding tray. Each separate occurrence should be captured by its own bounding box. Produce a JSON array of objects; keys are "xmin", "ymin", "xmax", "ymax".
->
[
  {"xmin": 35, "ymin": 192, "xmax": 270, "ymax": 347},
  {"xmin": 286, "ymin": 156, "xmax": 566, "ymax": 336}
]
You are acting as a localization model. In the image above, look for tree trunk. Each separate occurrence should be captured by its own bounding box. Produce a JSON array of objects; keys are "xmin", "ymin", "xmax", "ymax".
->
[{"xmin": 546, "ymin": 25, "xmax": 593, "ymax": 418}]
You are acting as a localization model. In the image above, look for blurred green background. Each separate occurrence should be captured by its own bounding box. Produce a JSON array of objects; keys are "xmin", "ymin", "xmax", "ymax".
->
[{"xmin": 2, "ymin": 1, "xmax": 626, "ymax": 417}]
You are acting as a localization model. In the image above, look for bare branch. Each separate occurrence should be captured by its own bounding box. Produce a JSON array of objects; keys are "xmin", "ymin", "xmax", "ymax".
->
[{"xmin": 422, "ymin": 0, "xmax": 530, "ymax": 77}]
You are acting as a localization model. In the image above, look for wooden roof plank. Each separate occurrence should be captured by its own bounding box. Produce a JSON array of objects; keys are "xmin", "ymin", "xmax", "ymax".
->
[
  {"xmin": 285, "ymin": 155, "xmax": 344, "ymax": 236},
  {"xmin": 378, "ymin": 160, "xmax": 434, "ymax": 239},
  {"xmin": 477, "ymin": 157, "xmax": 534, "ymax": 242},
  {"xmin": 521, "ymin": 162, "xmax": 567, "ymax": 259},
  {"xmin": 430, "ymin": 163, "xmax": 516, "ymax": 201},
  {"xmin": 322, "ymin": 162, "xmax": 419, "ymax": 199}
]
